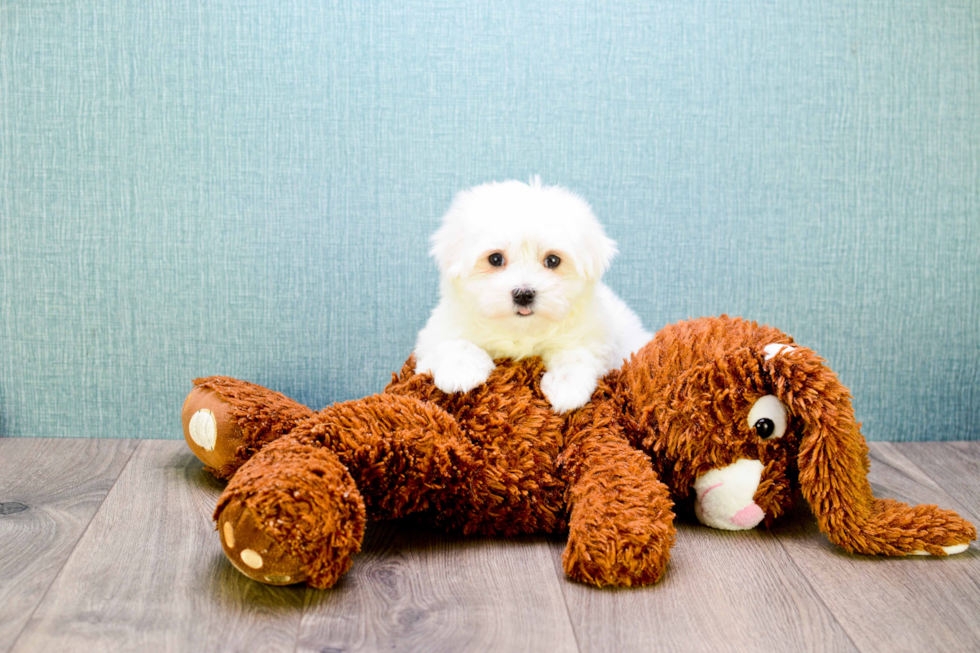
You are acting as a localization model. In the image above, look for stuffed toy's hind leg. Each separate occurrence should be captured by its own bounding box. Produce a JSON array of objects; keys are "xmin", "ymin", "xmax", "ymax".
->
[
  {"xmin": 291, "ymin": 394, "xmax": 486, "ymax": 522},
  {"xmin": 212, "ymin": 394, "xmax": 487, "ymax": 588}
]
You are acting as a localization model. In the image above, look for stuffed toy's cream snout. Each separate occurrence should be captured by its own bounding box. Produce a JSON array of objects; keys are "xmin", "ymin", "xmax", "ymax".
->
[
  {"xmin": 692, "ymin": 394, "xmax": 789, "ymax": 531},
  {"xmin": 693, "ymin": 459, "xmax": 766, "ymax": 531}
]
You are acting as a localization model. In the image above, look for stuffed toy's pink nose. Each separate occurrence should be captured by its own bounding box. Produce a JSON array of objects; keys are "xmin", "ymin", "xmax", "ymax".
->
[{"xmin": 730, "ymin": 503, "xmax": 765, "ymax": 529}]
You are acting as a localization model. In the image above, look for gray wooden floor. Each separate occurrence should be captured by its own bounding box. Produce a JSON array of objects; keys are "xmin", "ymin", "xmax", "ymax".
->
[{"xmin": 1, "ymin": 439, "xmax": 978, "ymax": 653}]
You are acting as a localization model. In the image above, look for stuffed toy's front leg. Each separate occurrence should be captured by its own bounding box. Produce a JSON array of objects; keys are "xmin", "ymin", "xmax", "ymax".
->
[{"xmin": 559, "ymin": 399, "xmax": 676, "ymax": 586}]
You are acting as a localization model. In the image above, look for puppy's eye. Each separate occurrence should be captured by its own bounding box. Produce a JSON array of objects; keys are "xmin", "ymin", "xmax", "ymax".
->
[
  {"xmin": 746, "ymin": 394, "xmax": 788, "ymax": 440},
  {"xmin": 488, "ymin": 253, "xmax": 505, "ymax": 267},
  {"xmin": 544, "ymin": 254, "xmax": 561, "ymax": 269}
]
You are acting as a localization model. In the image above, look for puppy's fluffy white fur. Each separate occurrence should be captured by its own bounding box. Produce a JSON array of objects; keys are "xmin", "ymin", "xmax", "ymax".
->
[{"xmin": 414, "ymin": 178, "xmax": 652, "ymax": 413}]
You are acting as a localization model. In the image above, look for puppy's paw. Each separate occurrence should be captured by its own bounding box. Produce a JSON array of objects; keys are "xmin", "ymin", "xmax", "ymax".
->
[
  {"xmin": 415, "ymin": 340, "xmax": 495, "ymax": 394},
  {"xmin": 541, "ymin": 365, "xmax": 599, "ymax": 413}
]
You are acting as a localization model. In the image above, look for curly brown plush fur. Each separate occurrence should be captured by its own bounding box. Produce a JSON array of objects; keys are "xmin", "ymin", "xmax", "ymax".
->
[{"xmin": 182, "ymin": 316, "xmax": 974, "ymax": 589}]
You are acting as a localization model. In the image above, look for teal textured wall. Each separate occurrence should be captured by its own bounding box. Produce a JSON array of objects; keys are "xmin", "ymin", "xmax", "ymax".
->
[{"xmin": 1, "ymin": 0, "xmax": 977, "ymax": 440}]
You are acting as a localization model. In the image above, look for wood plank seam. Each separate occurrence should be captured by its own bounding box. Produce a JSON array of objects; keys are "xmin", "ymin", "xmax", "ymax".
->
[
  {"xmin": 548, "ymin": 538, "xmax": 584, "ymax": 653},
  {"xmin": 5, "ymin": 439, "xmax": 141, "ymax": 653},
  {"xmin": 774, "ymin": 536, "xmax": 862, "ymax": 652},
  {"xmin": 547, "ymin": 533, "xmax": 580, "ymax": 653}
]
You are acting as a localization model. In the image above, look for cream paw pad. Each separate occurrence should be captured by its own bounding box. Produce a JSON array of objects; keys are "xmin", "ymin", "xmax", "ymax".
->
[
  {"xmin": 182, "ymin": 387, "xmax": 247, "ymax": 472},
  {"xmin": 216, "ymin": 501, "xmax": 308, "ymax": 586}
]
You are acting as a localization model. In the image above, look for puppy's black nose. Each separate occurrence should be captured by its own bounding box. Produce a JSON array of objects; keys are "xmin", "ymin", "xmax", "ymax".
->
[{"xmin": 512, "ymin": 288, "xmax": 535, "ymax": 306}]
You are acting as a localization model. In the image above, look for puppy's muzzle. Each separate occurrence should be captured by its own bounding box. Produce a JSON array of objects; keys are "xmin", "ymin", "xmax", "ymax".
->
[{"xmin": 512, "ymin": 288, "xmax": 536, "ymax": 307}]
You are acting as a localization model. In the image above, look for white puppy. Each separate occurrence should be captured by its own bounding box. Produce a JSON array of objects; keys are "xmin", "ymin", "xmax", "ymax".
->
[{"xmin": 414, "ymin": 178, "xmax": 652, "ymax": 413}]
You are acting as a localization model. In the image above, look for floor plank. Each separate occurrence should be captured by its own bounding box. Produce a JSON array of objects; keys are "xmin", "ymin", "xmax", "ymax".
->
[
  {"xmin": 297, "ymin": 521, "xmax": 580, "ymax": 653},
  {"xmin": 10, "ymin": 441, "xmax": 306, "ymax": 653},
  {"xmin": 771, "ymin": 442, "xmax": 980, "ymax": 653},
  {"xmin": 551, "ymin": 517, "xmax": 857, "ymax": 653},
  {"xmin": 0, "ymin": 438, "xmax": 137, "ymax": 652}
]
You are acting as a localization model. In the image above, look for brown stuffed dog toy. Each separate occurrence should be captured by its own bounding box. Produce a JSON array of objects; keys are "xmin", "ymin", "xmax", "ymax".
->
[{"xmin": 182, "ymin": 316, "xmax": 975, "ymax": 588}]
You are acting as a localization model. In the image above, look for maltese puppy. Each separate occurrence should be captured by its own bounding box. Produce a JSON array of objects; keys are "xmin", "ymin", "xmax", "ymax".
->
[{"xmin": 414, "ymin": 178, "xmax": 652, "ymax": 413}]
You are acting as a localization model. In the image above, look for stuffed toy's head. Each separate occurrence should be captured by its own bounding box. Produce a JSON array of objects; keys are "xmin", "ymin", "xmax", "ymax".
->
[{"xmin": 623, "ymin": 316, "xmax": 972, "ymax": 555}]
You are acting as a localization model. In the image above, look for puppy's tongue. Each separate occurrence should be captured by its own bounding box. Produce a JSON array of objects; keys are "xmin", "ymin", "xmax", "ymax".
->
[{"xmin": 517, "ymin": 307, "xmax": 533, "ymax": 316}]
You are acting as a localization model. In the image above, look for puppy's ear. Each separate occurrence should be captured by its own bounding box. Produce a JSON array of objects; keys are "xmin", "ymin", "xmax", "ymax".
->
[
  {"xmin": 576, "ymin": 232, "xmax": 618, "ymax": 281},
  {"xmin": 429, "ymin": 189, "xmax": 473, "ymax": 279},
  {"xmin": 429, "ymin": 223, "xmax": 466, "ymax": 279},
  {"xmin": 766, "ymin": 346, "xmax": 975, "ymax": 555},
  {"xmin": 542, "ymin": 185, "xmax": 618, "ymax": 281}
]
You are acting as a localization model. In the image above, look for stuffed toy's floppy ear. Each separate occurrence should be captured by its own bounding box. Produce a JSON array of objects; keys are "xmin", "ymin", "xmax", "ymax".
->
[{"xmin": 765, "ymin": 346, "xmax": 975, "ymax": 556}]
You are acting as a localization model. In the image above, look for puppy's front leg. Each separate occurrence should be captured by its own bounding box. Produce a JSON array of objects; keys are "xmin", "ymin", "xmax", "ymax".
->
[
  {"xmin": 415, "ymin": 339, "xmax": 496, "ymax": 394},
  {"xmin": 541, "ymin": 347, "xmax": 604, "ymax": 413}
]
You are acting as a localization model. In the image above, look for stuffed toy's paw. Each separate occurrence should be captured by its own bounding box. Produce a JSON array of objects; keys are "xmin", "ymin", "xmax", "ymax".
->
[
  {"xmin": 560, "ymin": 401, "xmax": 677, "ymax": 586},
  {"xmin": 217, "ymin": 501, "xmax": 310, "ymax": 585},
  {"xmin": 182, "ymin": 377, "xmax": 315, "ymax": 479},
  {"xmin": 214, "ymin": 437, "xmax": 368, "ymax": 589},
  {"xmin": 562, "ymin": 491, "xmax": 675, "ymax": 587},
  {"xmin": 182, "ymin": 386, "xmax": 247, "ymax": 476}
]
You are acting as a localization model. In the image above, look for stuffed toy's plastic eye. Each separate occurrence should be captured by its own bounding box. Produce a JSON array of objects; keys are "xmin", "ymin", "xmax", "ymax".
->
[
  {"xmin": 747, "ymin": 394, "xmax": 787, "ymax": 440},
  {"xmin": 754, "ymin": 418, "xmax": 775, "ymax": 439},
  {"xmin": 544, "ymin": 254, "xmax": 561, "ymax": 269},
  {"xmin": 488, "ymin": 253, "xmax": 505, "ymax": 267}
]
